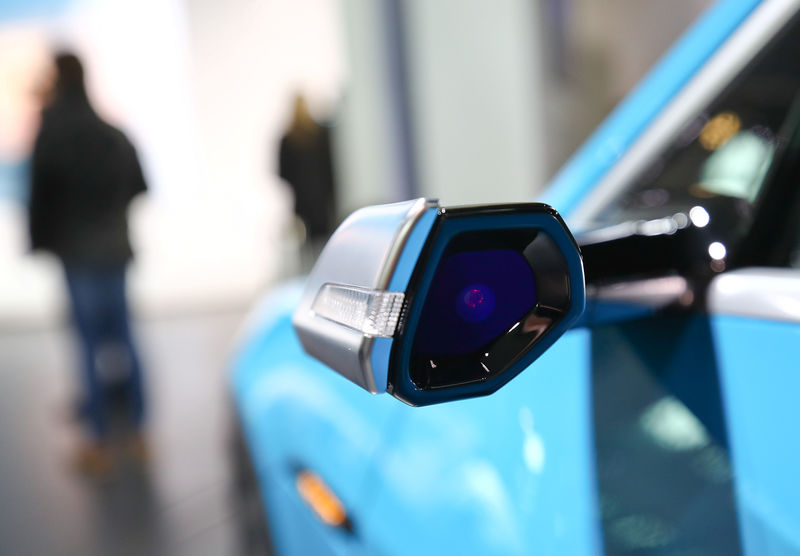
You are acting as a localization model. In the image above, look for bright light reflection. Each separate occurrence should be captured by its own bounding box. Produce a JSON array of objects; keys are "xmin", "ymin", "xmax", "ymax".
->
[
  {"xmin": 640, "ymin": 396, "xmax": 709, "ymax": 451},
  {"xmin": 708, "ymin": 242, "xmax": 727, "ymax": 260},
  {"xmin": 519, "ymin": 407, "xmax": 545, "ymax": 474},
  {"xmin": 689, "ymin": 206, "xmax": 710, "ymax": 228},
  {"xmin": 673, "ymin": 212, "xmax": 689, "ymax": 229}
]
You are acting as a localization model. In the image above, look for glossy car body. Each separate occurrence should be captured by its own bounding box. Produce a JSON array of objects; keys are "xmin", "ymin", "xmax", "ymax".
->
[{"xmin": 231, "ymin": 0, "xmax": 800, "ymax": 553}]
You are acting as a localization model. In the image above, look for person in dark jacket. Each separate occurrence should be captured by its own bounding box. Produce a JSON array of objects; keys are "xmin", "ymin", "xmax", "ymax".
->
[
  {"xmin": 278, "ymin": 93, "xmax": 337, "ymax": 270},
  {"xmin": 29, "ymin": 52, "xmax": 148, "ymax": 473}
]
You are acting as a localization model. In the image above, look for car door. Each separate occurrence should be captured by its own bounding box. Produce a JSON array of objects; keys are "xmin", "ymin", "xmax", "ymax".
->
[
  {"xmin": 566, "ymin": 4, "xmax": 800, "ymax": 554},
  {"xmin": 354, "ymin": 328, "xmax": 601, "ymax": 556},
  {"xmin": 232, "ymin": 283, "xmax": 404, "ymax": 556},
  {"xmin": 706, "ymin": 96, "xmax": 800, "ymax": 553},
  {"xmin": 709, "ymin": 267, "xmax": 800, "ymax": 555},
  {"xmin": 354, "ymin": 4, "xmax": 800, "ymax": 555}
]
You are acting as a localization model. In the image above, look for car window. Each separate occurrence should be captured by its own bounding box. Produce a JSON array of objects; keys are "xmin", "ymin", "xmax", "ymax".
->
[
  {"xmin": 788, "ymin": 221, "xmax": 800, "ymax": 268},
  {"xmin": 584, "ymin": 11, "xmax": 800, "ymax": 243},
  {"xmin": 587, "ymin": 11, "xmax": 800, "ymax": 556}
]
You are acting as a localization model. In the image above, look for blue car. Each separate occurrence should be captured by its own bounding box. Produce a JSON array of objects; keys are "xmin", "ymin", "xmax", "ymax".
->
[{"xmin": 231, "ymin": 0, "xmax": 800, "ymax": 554}]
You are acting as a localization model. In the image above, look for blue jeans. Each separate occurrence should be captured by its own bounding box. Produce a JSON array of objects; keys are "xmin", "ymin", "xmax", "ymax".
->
[{"xmin": 63, "ymin": 264, "xmax": 145, "ymax": 439}]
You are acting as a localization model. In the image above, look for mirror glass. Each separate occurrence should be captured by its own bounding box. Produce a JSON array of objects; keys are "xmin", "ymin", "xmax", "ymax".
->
[{"xmin": 409, "ymin": 228, "xmax": 569, "ymax": 390}]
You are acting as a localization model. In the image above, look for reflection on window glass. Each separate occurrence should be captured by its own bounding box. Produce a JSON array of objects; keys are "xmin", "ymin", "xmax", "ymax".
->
[
  {"xmin": 789, "ymin": 220, "xmax": 800, "ymax": 268},
  {"xmin": 587, "ymin": 12, "xmax": 800, "ymax": 242},
  {"xmin": 699, "ymin": 129, "xmax": 774, "ymax": 202},
  {"xmin": 593, "ymin": 318, "xmax": 742, "ymax": 555}
]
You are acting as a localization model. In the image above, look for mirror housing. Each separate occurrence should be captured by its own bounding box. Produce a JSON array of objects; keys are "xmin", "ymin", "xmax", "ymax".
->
[{"xmin": 293, "ymin": 199, "xmax": 585, "ymax": 406}]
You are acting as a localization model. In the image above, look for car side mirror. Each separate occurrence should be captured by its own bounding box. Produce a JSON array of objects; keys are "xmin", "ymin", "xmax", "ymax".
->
[{"xmin": 292, "ymin": 198, "xmax": 585, "ymax": 406}]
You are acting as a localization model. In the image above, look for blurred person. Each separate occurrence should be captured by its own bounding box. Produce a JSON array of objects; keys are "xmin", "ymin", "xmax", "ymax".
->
[
  {"xmin": 278, "ymin": 93, "xmax": 337, "ymax": 270},
  {"xmin": 28, "ymin": 52, "xmax": 148, "ymax": 475}
]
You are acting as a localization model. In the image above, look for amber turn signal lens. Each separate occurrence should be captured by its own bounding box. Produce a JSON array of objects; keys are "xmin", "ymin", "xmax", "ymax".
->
[{"xmin": 296, "ymin": 470, "xmax": 348, "ymax": 528}]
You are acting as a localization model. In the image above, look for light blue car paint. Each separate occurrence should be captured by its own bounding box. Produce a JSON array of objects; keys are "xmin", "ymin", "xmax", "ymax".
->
[
  {"xmin": 230, "ymin": 1, "xmax": 789, "ymax": 554},
  {"xmin": 358, "ymin": 329, "xmax": 598, "ymax": 556},
  {"xmin": 233, "ymin": 305, "xmax": 597, "ymax": 555},
  {"xmin": 711, "ymin": 315, "xmax": 800, "ymax": 555},
  {"xmin": 233, "ymin": 282, "xmax": 400, "ymax": 555},
  {"xmin": 544, "ymin": 0, "xmax": 763, "ymax": 217}
]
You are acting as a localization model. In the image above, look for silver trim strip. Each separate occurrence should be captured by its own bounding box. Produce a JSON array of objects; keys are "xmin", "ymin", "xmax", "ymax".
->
[
  {"xmin": 570, "ymin": 0, "xmax": 800, "ymax": 228},
  {"xmin": 588, "ymin": 276, "xmax": 691, "ymax": 308},
  {"xmin": 708, "ymin": 268, "xmax": 800, "ymax": 323}
]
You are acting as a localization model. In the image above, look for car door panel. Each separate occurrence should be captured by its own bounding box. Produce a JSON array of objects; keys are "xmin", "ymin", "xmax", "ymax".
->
[
  {"xmin": 232, "ymin": 283, "xmax": 402, "ymax": 555},
  {"xmin": 355, "ymin": 329, "xmax": 601, "ymax": 556},
  {"xmin": 709, "ymin": 269, "xmax": 800, "ymax": 555}
]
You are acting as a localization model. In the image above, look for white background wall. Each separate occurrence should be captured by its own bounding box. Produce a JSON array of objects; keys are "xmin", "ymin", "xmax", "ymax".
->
[
  {"xmin": 404, "ymin": 0, "xmax": 546, "ymax": 205},
  {"xmin": 334, "ymin": 0, "xmax": 547, "ymax": 209},
  {"xmin": 334, "ymin": 0, "xmax": 406, "ymax": 213},
  {"xmin": 0, "ymin": 0, "xmax": 711, "ymax": 328},
  {"xmin": 0, "ymin": 0, "xmax": 347, "ymax": 328}
]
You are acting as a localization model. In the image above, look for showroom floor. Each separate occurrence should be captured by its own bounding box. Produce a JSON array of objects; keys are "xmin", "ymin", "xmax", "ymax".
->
[{"xmin": 0, "ymin": 310, "xmax": 257, "ymax": 556}]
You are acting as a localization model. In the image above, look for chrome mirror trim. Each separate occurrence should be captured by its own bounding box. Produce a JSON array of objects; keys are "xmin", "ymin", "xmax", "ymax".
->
[{"xmin": 293, "ymin": 198, "xmax": 439, "ymax": 393}]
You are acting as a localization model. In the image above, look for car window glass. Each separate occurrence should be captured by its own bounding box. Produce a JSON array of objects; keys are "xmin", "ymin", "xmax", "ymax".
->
[
  {"xmin": 587, "ymin": 12, "xmax": 800, "ymax": 556},
  {"xmin": 584, "ymin": 12, "xmax": 800, "ymax": 240},
  {"xmin": 789, "ymin": 220, "xmax": 800, "ymax": 268}
]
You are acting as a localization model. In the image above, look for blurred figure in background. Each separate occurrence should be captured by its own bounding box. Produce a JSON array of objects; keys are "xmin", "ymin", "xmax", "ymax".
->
[
  {"xmin": 278, "ymin": 93, "xmax": 337, "ymax": 271},
  {"xmin": 28, "ymin": 52, "xmax": 148, "ymax": 475}
]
